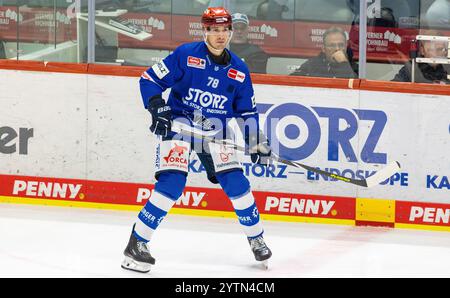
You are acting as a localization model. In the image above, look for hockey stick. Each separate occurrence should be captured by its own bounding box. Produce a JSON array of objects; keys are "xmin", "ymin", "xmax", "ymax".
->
[{"xmin": 171, "ymin": 123, "xmax": 401, "ymax": 188}]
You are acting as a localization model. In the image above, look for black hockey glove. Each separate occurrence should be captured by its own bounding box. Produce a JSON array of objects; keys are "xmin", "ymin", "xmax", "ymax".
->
[
  {"xmin": 247, "ymin": 131, "xmax": 273, "ymax": 167},
  {"xmin": 147, "ymin": 95, "xmax": 172, "ymax": 137}
]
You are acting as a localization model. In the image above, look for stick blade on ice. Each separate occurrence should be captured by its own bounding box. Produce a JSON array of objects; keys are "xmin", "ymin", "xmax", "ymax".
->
[{"xmin": 365, "ymin": 161, "xmax": 401, "ymax": 188}]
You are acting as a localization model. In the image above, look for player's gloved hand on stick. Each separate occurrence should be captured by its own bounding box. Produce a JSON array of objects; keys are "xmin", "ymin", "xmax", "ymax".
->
[
  {"xmin": 147, "ymin": 95, "xmax": 172, "ymax": 137},
  {"xmin": 247, "ymin": 131, "xmax": 272, "ymax": 167}
]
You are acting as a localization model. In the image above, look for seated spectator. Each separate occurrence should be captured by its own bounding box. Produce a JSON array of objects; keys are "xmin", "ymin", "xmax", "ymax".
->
[
  {"xmin": 101, "ymin": 0, "xmax": 171, "ymax": 13},
  {"xmin": 171, "ymin": 0, "xmax": 209, "ymax": 15},
  {"xmin": 346, "ymin": 0, "xmax": 412, "ymax": 28},
  {"xmin": 256, "ymin": 0, "xmax": 290, "ymax": 20},
  {"xmin": 230, "ymin": 13, "xmax": 269, "ymax": 74},
  {"xmin": 424, "ymin": 0, "xmax": 450, "ymax": 28},
  {"xmin": 291, "ymin": 26, "xmax": 358, "ymax": 78},
  {"xmin": 392, "ymin": 38, "xmax": 450, "ymax": 84},
  {"xmin": 0, "ymin": 41, "xmax": 5, "ymax": 59}
]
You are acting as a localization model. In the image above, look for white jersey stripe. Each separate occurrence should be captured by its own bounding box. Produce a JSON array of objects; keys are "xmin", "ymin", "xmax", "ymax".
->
[
  {"xmin": 141, "ymin": 71, "xmax": 153, "ymax": 81},
  {"xmin": 141, "ymin": 71, "xmax": 164, "ymax": 89}
]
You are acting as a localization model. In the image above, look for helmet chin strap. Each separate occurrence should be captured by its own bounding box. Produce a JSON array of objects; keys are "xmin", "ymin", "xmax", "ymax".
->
[{"xmin": 203, "ymin": 30, "xmax": 233, "ymax": 55}]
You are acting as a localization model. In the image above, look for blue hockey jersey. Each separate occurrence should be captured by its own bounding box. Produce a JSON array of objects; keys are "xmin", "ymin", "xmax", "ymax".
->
[{"xmin": 139, "ymin": 41, "xmax": 259, "ymax": 136}]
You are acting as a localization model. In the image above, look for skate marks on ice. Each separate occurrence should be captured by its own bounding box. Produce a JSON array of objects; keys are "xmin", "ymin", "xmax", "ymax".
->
[
  {"xmin": 0, "ymin": 204, "xmax": 449, "ymax": 277},
  {"xmin": 268, "ymin": 222, "xmax": 450, "ymax": 277},
  {"xmin": 270, "ymin": 225, "xmax": 392, "ymax": 277},
  {"xmin": 0, "ymin": 204, "xmax": 144, "ymax": 278}
]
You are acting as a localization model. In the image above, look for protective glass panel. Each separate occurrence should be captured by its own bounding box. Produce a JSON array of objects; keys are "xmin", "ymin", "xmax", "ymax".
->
[
  {"xmin": 0, "ymin": 1, "xmax": 78, "ymax": 61},
  {"xmin": 92, "ymin": 0, "xmax": 171, "ymax": 66},
  {"xmin": 0, "ymin": 1, "xmax": 19, "ymax": 59},
  {"xmin": 289, "ymin": 0, "xmax": 357, "ymax": 78},
  {"xmin": 361, "ymin": 0, "xmax": 450, "ymax": 84}
]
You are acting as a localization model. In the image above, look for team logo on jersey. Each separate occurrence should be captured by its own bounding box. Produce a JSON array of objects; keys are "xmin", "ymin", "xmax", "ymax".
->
[
  {"xmin": 227, "ymin": 68, "xmax": 246, "ymax": 83},
  {"xmin": 152, "ymin": 61, "xmax": 170, "ymax": 79},
  {"xmin": 187, "ymin": 56, "xmax": 206, "ymax": 69},
  {"xmin": 184, "ymin": 88, "xmax": 228, "ymax": 110}
]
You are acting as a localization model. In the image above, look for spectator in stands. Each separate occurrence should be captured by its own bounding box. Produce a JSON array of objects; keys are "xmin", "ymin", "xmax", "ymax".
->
[
  {"xmin": 256, "ymin": 0, "xmax": 291, "ymax": 20},
  {"xmin": 346, "ymin": 0, "xmax": 412, "ymax": 28},
  {"xmin": 424, "ymin": 0, "xmax": 450, "ymax": 28},
  {"xmin": 230, "ymin": 12, "xmax": 269, "ymax": 73},
  {"xmin": 0, "ymin": 41, "xmax": 5, "ymax": 59},
  {"xmin": 123, "ymin": 0, "xmax": 173, "ymax": 14},
  {"xmin": 392, "ymin": 38, "xmax": 450, "ymax": 84},
  {"xmin": 290, "ymin": 26, "xmax": 358, "ymax": 78}
]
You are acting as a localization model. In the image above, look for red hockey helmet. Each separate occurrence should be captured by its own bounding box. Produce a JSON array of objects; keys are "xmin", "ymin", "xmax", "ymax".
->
[{"xmin": 201, "ymin": 7, "xmax": 232, "ymax": 29}]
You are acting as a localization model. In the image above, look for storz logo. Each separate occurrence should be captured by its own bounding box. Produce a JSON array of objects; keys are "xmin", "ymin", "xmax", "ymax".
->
[
  {"xmin": 258, "ymin": 103, "xmax": 388, "ymax": 164},
  {"xmin": 0, "ymin": 126, "xmax": 33, "ymax": 155},
  {"xmin": 183, "ymin": 88, "xmax": 228, "ymax": 110}
]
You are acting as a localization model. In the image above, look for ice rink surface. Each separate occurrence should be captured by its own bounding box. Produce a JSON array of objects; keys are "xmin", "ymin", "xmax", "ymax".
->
[{"xmin": 0, "ymin": 203, "xmax": 449, "ymax": 278}]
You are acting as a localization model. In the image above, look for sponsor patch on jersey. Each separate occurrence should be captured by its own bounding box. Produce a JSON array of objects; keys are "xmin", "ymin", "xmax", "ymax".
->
[
  {"xmin": 152, "ymin": 61, "xmax": 170, "ymax": 79},
  {"xmin": 227, "ymin": 68, "xmax": 246, "ymax": 83},
  {"xmin": 187, "ymin": 56, "xmax": 206, "ymax": 69}
]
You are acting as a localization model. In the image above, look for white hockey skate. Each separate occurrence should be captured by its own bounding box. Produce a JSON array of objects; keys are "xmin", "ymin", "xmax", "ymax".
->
[
  {"xmin": 121, "ymin": 226, "xmax": 155, "ymax": 273},
  {"xmin": 248, "ymin": 236, "xmax": 272, "ymax": 270}
]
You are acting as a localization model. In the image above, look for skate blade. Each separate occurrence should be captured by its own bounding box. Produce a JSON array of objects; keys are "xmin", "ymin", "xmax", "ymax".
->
[
  {"xmin": 121, "ymin": 256, "xmax": 151, "ymax": 273},
  {"xmin": 260, "ymin": 260, "xmax": 269, "ymax": 270}
]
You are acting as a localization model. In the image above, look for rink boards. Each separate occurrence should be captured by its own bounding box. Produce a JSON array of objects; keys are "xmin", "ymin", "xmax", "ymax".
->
[
  {"xmin": 0, "ymin": 62, "xmax": 448, "ymax": 231},
  {"xmin": 0, "ymin": 173, "xmax": 449, "ymax": 231}
]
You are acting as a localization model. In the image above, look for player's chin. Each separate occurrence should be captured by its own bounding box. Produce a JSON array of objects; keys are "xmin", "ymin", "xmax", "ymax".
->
[{"xmin": 213, "ymin": 43, "xmax": 227, "ymax": 50}]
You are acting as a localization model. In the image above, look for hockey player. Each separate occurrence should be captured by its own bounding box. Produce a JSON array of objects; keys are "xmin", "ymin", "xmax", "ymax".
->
[{"xmin": 121, "ymin": 7, "xmax": 272, "ymax": 273}]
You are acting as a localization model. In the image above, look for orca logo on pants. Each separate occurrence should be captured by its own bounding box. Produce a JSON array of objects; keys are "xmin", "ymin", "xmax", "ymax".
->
[{"xmin": 163, "ymin": 144, "xmax": 188, "ymax": 164}]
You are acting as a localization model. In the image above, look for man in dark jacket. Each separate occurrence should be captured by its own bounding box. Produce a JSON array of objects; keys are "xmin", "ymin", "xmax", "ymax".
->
[
  {"xmin": 230, "ymin": 13, "xmax": 269, "ymax": 74},
  {"xmin": 0, "ymin": 41, "xmax": 5, "ymax": 59},
  {"xmin": 291, "ymin": 26, "xmax": 358, "ymax": 78},
  {"xmin": 392, "ymin": 39, "xmax": 450, "ymax": 84}
]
